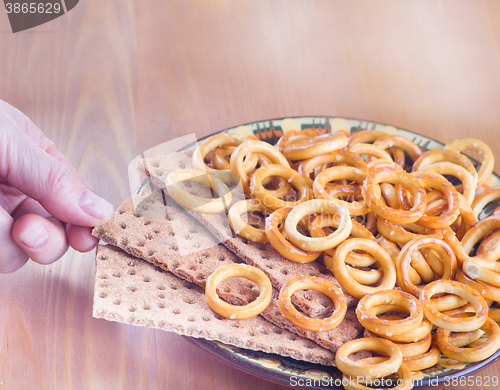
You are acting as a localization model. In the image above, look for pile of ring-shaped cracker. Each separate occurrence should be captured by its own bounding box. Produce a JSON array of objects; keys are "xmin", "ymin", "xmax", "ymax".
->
[{"xmin": 165, "ymin": 126, "xmax": 500, "ymax": 387}]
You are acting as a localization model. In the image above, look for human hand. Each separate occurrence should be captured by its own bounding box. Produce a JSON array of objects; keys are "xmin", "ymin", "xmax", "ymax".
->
[{"xmin": 0, "ymin": 100, "xmax": 113, "ymax": 273}]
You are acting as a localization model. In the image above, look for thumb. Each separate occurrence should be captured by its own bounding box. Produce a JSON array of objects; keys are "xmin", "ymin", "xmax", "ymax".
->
[{"xmin": 1, "ymin": 120, "xmax": 113, "ymax": 227}]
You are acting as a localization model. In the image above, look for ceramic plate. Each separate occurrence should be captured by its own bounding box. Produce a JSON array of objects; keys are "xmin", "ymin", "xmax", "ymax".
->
[{"xmin": 178, "ymin": 116, "xmax": 500, "ymax": 389}]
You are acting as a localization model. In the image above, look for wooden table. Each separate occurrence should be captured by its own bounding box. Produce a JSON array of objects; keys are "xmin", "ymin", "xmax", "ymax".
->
[{"xmin": 1, "ymin": 1, "xmax": 500, "ymax": 389}]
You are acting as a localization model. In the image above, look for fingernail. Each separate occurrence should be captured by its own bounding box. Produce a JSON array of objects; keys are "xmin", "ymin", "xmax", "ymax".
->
[
  {"xmin": 78, "ymin": 191, "xmax": 114, "ymax": 220},
  {"xmin": 19, "ymin": 222, "xmax": 49, "ymax": 249}
]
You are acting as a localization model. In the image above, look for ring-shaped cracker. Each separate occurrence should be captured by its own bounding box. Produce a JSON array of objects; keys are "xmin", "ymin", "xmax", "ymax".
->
[
  {"xmin": 205, "ymin": 264, "xmax": 272, "ymax": 319},
  {"xmin": 403, "ymin": 343, "xmax": 441, "ymax": 372},
  {"xmin": 227, "ymin": 199, "xmax": 269, "ymax": 243},
  {"xmin": 462, "ymin": 215, "xmax": 500, "ymax": 262},
  {"xmin": 250, "ymin": 164, "xmax": 313, "ymax": 211},
  {"xmin": 445, "ymin": 138, "xmax": 494, "ymax": 187},
  {"xmin": 456, "ymin": 270, "xmax": 500, "ymax": 302},
  {"xmin": 436, "ymin": 317, "xmax": 500, "ymax": 362},
  {"xmin": 230, "ymin": 140, "xmax": 290, "ymax": 194},
  {"xmin": 313, "ymin": 166, "xmax": 369, "ymax": 216},
  {"xmin": 413, "ymin": 148, "xmax": 478, "ymax": 183},
  {"xmin": 418, "ymin": 162, "xmax": 477, "ymax": 205},
  {"xmin": 412, "ymin": 172, "xmax": 461, "ymax": 229},
  {"xmin": 330, "ymin": 238, "xmax": 396, "ymax": 299},
  {"xmin": 193, "ymin": 133, "xmax": 248, "ymax": 182},
  {"xmin": 265, "ymin": 207, "xmax": 321, "ymax": 263},
  {"xmin": 342, "ymin": 361, "xmax": 412, "ymax": 390},
  {"xmin": 165, "ymin": 169, "xmax": 232, "ymax": 213},
  {"xmin": 363, "ymin": 329, "xmax": 432, "ymax": 358},
  {"xmin": 298, "ymin": 150, "xmax": 367, "ymax": 182},
  {"xmin": 472, "ymin": 186, "xmax": 500, "ymax": 220},
  {"xmin": 356, "ymin": 290, "xmax": 424, "ymax": 337},
  {"xmin": 284, "ymin": 199, "xmax": 352, "ymax": 252},
  {"xmin": 463, "ymin": 257, "xmax": 500, "ymax": 288},
  {"xmin": 363, "ymin": 312, "xmax": 433, "ymax": 343},
  {"xmin": 363, "ymin": 167, "xmax": 427, "ymax": 224},
  {"xmin": 278, "ymin": 276, "xmax": 347, "ymax": 331},
  {"xmin": 397, "ymin": 236, "xmax": 457, "ymax": 298},
  {"xmin": 283, "ymin": 132, "xmax": 348, "ymax": 160},
  {"xmin": 335, "ymin": 337, "xmax": 403, "ymax": 379},
  {"xmin": 420, "ymin": 279, "xmax": 488, "ymax": 332},
  {"xmin": 373, "ymin": 135, "xmax": 422, "ymax": 166},
  {"xmin": 348, "ymin": 143, "xmax": 394, "ymax": 162}
]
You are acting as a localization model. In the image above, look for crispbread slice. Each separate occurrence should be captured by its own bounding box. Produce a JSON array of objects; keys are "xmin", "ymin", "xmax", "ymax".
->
[
  {"xmin": 93, "ymin": 245, "xmax": 338, "ymax": 366},
  {"xmin": 92, "ymin": 191, "xmax": 364, "ymax": 352},
  {"xmin": 92, "ymin": 189, "xmax": 261, "ymax": 305},
  {"xmin": 137, "ymin": 152, "xmax": 357, "ymax": 314}
]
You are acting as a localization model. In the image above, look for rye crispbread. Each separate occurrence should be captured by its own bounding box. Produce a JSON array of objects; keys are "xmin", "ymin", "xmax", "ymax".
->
[
  {"xmin": 93, "ymin": 244, "xmax": 339, "ymax": 366},
  {"xmin": 92, "ymin": 190, "xmax": 364, "ymax": 352},
  {"xmin": 92, "ymin": 189, "xmax": 260, "ymax": 305},
  {"xmin": 136, "ymin": 151, "xmax": 357, "ymax": 314}
]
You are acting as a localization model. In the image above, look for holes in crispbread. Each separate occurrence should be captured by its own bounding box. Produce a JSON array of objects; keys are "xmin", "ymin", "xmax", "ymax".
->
[
  {"xmin": 113, "ymin": 299, "xmax": 121, "ymax": 305},
  {"xmin": 120, "ymin": 223, "xmax": 127, "ymax": 229},
  {"xmin": 98, "ymin": 292, "xmax": 107, "ymax": 298},
  {"xmin": 98, "ymin": 254, "xmax": 108, "ymax": 260},
  {"xmin": 218, "ymin": 254, "xmax": 226, "ymax": 262},
  {"xmin": 137, "ymin": 240, "xmax": 146, "ymax": 247},
  {"xmin": 182, "ymin": 281, "xmax": 194, "ymax": 289},
  {"xmin": 142, "ymin": 276, "xmax": 151, "ymax": 283},
  {"xmin": 158, "ymin": 293, "xmax": 165, "ymax": 299},
  {"xmin": 201, "ymin": 315, "xmax": 211, "ymax": 322},
  {"xmin": 126, "ymin": 285, "xmax": 137, "ymax": 292},
  {"xmin": 143, "ymin": 220, "xmax": 152, "ymax": 226},
  {"xmin": 169, "ymin": 244, "xmax": 179, "ymax": 251},
  {"xmin": 229, "ymin": 321, "xmax": 240, "ymax": 328},
  {"xmin": 157, "ymin": 303, "xmax": 166, "ymax": 309},
  {"xmin": 187, "ymin": 316, "xmax": 196, "ymax": 322},
  {"xmin": 182, "ymin": 297, "xmax": 195, "ymax": 305},
  {"xmin": 147, "ymin": 250, "xmax": 155, "ymax": 257},
  {"xmin": 127, "ymin": 270, "xmax": 136, "ymax": 276},
  {"xmin": 145, "ymin": 233, "xmax": 154, "ymax": 240},
  {"xmin": 272, "ymin": 327, "xmax": 284, "ymax": 335},
  {"xmin": 112, "ymin": 272, "xmax": 121, "ymax": 278},
  {"xmin": 256, "ymin": 243, "xmax": 267, "ymax": 251},
  {"xmin": 128, "ymin": 307, "xmax": 137, "ymax": 312},
  {"xmin": 157, "ymin": 285, "xmax": 166, "ymax": 290},
  {"xmin": 280, "ymin": 268, "xmax": 289, "ymax": 276}
]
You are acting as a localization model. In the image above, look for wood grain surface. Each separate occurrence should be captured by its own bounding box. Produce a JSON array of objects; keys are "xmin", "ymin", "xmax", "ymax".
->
[{"xmin": 1, "ymin": 0, "xmax": 500, "ymax": 389}]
